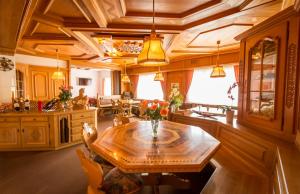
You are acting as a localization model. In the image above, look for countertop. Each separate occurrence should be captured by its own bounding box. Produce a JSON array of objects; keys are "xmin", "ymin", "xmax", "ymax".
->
[{"xmin": 0, "ymin": 107, "xmax": 97, "ymax": 116}]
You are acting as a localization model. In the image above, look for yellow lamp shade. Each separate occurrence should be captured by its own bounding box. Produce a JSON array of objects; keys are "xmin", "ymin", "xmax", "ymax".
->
[
  {"xmin": 52, "ymin": 71, "xmax": 65, "ymax": 80},
  {"xmin": 138, "ymin": 36, "xmax": 168, "ymax": 66},
  {"xmin": 121, "ymin": 74, "xmax": 130, "ymax": 83},
  {"xmin": 154, "ymin": 72, "xmax": 164, "ymax": 81},
  {"xmin": 210, "ymin": 66, "xmax": 226, "ymax": 78}
]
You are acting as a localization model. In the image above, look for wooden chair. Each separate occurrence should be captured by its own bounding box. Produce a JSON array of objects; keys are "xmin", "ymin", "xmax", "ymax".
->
[
  {"xmin": 117, "ymin": 100, "xmax": 131, "ymax": 116},
  {"xmin": 82, "ymin": 123, "xmax": 114, "ymax": 174},
  {"xmin": 77, "ymin": 149, "xmax": 143, "ymax": 194},
  {"xmin": 111, "ymin": 99, "xmax": 120, "ymax": 115},
  {"xmin": 113, "ymin": 114, "xmax": 130, "ymax": 127}
]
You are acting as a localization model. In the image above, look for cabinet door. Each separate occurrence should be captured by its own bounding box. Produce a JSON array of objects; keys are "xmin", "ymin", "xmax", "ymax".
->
[
  {"xmin": 50, "ymin": 71, "xmax": 67, "ymax": 98},
  {"xmin": 241, "ymin": 24, "xmax": 286, "ymax": 132},
  {"xmin": 21, "ymin": 122, "xmax": 49, "ymax": 148},
  {"xmin": 31, "ymin": 71, "xmax": 49, "ymax": 100},
  {"xmin": 0, "ymin": 123, "xmax": 21, "ymax": 148}
]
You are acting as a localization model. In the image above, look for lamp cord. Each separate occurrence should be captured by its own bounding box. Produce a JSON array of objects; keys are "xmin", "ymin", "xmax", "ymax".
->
[
  {"xmin": 216, "ymin": 41, "xmax": 220, "ymax": 66},
  {"xmin": 152, "ymin": 0, "xmax": 155, "ymax": 32},
  {"xmin": 56, "ymin": 49, "xmax": 59, "ymax": 70}
]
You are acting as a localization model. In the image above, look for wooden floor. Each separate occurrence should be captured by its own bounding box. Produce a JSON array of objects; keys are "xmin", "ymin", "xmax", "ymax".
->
[{"xmin": 0, "ymin": 116, "xmax": 269, "ymax": 194}]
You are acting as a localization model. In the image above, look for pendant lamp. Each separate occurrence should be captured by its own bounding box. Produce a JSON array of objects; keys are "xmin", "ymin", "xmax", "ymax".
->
[
  {"xmin": 154, "ymin": 66, "xmax": 164, "ymax": 81},
  {"xmin": 137, "ymin": 0, "xmax": 168, "ymax": 66},
  {"xmin": 52, "ymin": 49, "xmax": 65, "ymax": 80},
  {"xmin": 210, "ymin": 41, "xmax": 226, "ymax": 78},
  {"xmin": 121, "ymin": 63, "xmax": 130, "ymax": 83}
]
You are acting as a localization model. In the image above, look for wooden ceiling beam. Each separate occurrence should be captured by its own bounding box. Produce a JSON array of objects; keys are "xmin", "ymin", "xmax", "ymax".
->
[
  {"xmin": 42, "ymin": 0, "xmax": 55, "ymax": 14},
  {"xmin": 107, "ymin": 23, "xmax": 184, "ymax": 32},
  {"xmin": 31, "ymin": 12, "xmax": 64, "ymax": 27},
  {"xmin": 72, "ymin": 0, "xmax": 92, "ymax": 23},
  {"xmin": 71, "ymin": 60, "xmax": 122, "ymax": 70},
  {"xmin": 23, "ymin": 34, "xmax": 76, "ymax": 41},
  {"xmin": 81, "ymin": 0, "xmax": 108, "ymax": 27}
]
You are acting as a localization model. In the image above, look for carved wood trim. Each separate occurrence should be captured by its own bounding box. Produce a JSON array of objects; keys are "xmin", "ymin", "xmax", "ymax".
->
[{"xmin": 286, "ymin": 43, "xmax": 297, "ymax": 108}]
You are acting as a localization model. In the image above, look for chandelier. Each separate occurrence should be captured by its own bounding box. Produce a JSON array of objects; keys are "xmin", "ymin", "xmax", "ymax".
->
[
  {"xmin": 121, "ymin": 63, "xmax": 130, "ymax": 83},
  {"xmin": 154, "ymin": 66, "xmax": 164, "ymax": 81},
  {"xmin": 52, "ymin": 49, "xmax": 65, "ymax": 80},
  {"xmin": 137, "ymin": 0, "xmax": 168, "ymax": 66},
  {"xmin": 210, "ymin": 41, "xmax": 226, "ymax": 78}
]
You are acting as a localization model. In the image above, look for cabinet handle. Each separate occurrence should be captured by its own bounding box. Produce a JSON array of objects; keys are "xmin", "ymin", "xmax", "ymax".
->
[
  {"xmin": 17, "ymin": 128, "xmax": 20, "ymax": 132},
  {"xmin": 33, "ymin": 118, "xmax": 36, "ymax": 121},
  {"xmin": 22, "ymin": 129, "xmax": 24, "ymax": 133}
]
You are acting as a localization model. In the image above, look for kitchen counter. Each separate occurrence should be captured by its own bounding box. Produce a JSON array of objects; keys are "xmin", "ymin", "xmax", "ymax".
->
[{"xmin": 0, "ymin": 108, "xmax": 97, "ymax": 151}]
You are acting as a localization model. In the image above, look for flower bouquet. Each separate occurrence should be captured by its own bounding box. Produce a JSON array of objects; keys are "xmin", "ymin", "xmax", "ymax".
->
[
  {"xmin": 169, "ymin": 87, "xmax": 183, "ymax": 112},
  {"xmin": 140, "ymin": 99, "xmax": 169, "ymax": 138},
  {"xmin": 58, "ymin": 85, "xmax": 73, "ymax": 109}
]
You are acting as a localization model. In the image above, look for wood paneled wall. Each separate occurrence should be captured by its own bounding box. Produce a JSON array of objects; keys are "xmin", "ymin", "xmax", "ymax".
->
[{"xmin": 127, "ymin": 51, "xmax": 239, "ymax": 75}]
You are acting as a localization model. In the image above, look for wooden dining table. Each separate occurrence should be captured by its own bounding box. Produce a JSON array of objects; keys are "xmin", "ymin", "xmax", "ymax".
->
[{"xmin": 91, "ymin": 120, "xmax": 221, "ymax": 193}]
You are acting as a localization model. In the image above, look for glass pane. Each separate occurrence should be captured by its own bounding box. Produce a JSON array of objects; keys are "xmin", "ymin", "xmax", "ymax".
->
[
  {"xmin": 262, "ymin": 39, "xmax": 277, "ymax": 92},
  {"xmin": 249, "ymin": 92, "xmax": 260, "ymax": 114},
  {"xmin": 250, "ymin": 42, "xmax": 262, "ymax": 91},
  {"xmin": 260, "ymin": 92, "xmax": 275, "ymax": 118}
]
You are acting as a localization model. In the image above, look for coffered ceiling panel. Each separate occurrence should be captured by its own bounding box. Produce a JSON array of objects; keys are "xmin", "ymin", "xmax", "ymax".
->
[
  {"xmin": 125, "ymin": 0, "xmax": 212, "ymax": 13},
  {"xmin": 48, "ymin": 0, "xmax": 84, "ymax": 18},
  {"xmin": 34, "ymin": 44, "xmax": 84, "ymax": 56},
  {"xmin": 188, "ymin": 24, "xmax": 253, "ymax": 48}
]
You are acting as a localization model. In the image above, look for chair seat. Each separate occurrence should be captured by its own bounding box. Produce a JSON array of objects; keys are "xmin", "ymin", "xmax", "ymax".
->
[
  {"xmin": 102, "ymin": 168, "xmax": 143, "ymax": 194},
  {"xmin": 93, "ymin": 155, "xmax": 114, "ymax": 175}
]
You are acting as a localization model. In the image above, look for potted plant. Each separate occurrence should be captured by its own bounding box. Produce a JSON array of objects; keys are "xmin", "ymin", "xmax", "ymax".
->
[
  {"xmin": 58, "ymin": 85, "xmax": 72, "ymax": 110},
  {"xmin": 219, "ymin": 82, "xmax": 237, "ymax": 123},
  {"xmin": 141, "ymin": 99, "xmax": 169, "ymax": 139},
  {"xmin": 169, "ymin": 86, "xmax": 184, "ymax": 112}
]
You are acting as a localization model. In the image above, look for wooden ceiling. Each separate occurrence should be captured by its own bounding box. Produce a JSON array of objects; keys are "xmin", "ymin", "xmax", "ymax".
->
[{"xmin": 10, "ymin": 0, "xmax": 291, "ymax": 68}]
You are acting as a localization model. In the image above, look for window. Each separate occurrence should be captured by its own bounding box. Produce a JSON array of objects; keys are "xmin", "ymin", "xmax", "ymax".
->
[
  {"xmin": 137, "ymin": 74, "xmax": 164, "ymax": 100},
  {"xmin": 187, "ymin": 65, "xmax": 238, "ymax": 106},
  {"xmin": 103, "ymin": 77, "xmax": 111, "ymax": 96}
]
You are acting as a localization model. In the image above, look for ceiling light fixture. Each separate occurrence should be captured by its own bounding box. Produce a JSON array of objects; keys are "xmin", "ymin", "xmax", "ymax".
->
[
  {"xmin": 210, "ymin": 41, "xmax": 226, "ymax": 78},
  {"xmin": 121, "ymin": 62, "xmax": 130, "ymax": 83},
  {"xmin": 154, "ymin": 66, "xmax": 164, "ymax": 81},
  {"xmin": 52, "ymin": 49, "xmax": 65, "ymax": 80},
  {"xmin": 137, "ymin": 0, "xmax": 168, "ymax": 66}
]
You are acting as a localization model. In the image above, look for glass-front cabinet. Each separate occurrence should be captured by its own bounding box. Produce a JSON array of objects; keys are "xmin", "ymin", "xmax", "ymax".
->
[{"xmin": 248, "ymin": 38, "xmax": 278, "ymax": 119}]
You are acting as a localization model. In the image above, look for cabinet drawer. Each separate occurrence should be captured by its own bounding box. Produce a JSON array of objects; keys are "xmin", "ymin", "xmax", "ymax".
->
[
  {"xmin": 21, "ymin": 117, "xmax": 48, "ymax": 122},
  {"xmin": 72, "ymin": 127, "xmax": 82, "ymax": 135},
  {"xmin": 0, "ymin": 117, "xmax": 20, "ymax": 122},
  {"xmin": 72, "ymin": 112, "xmax": 93, "ymax": 120},
  {"xmin": 71, "ymin": 134, "xmax": 82, "ymax": 142},
  {"xmin": 71, "ymin": 118, "xmax": 94, "ymax": 127}
]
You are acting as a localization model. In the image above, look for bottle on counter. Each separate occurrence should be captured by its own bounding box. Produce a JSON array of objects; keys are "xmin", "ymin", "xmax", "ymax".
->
[
  {"xmin": 13, "ymin": 99, "xmax": 20, "ymax": 111},
  {"xmin": 24, "ymin": 98, "xmax": 30, "ymax": 111},
  {"xmin": 38, "ymin": 100, "xmax": 43, "ymax": 112}
]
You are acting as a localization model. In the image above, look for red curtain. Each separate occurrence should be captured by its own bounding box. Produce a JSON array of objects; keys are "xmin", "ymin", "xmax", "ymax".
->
[
  {"xmin": 184, "ymin": 70, "xmax": 194, "ymax": 101},
  {"xmin": 160, "ymin": 72, "xmax": 168, "ymax": 100},
  {"xmin": 234, "ymin": 65, "xmax": 239, "ymax": 85},
  {"xmin": 129, "ymin": 75, "xmax": 139, "ymax": 98}
]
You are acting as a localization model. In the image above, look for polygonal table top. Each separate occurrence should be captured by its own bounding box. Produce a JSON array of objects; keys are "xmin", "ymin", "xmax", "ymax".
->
[{"xmin": 91, "ymin": 120, "xmax": 220, "ymax": 173}]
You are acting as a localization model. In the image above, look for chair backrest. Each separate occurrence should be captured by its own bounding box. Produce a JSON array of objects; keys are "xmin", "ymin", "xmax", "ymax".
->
[
  {"xmin": 113, "ymin": 114, "xmax": 130, "ymax": 127},
  {"xmin": 76, "ymin": 149, "xmax": 104, "ymax": 194},
  {"xmin": 82, "ymin": 123, "xmax": 98, "ymax": 151}
]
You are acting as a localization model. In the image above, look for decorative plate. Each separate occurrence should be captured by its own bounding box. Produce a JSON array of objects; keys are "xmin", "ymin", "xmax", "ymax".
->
[{"xmin": 0, "ymin": 57, "xmax": 14, "ymax": 71}]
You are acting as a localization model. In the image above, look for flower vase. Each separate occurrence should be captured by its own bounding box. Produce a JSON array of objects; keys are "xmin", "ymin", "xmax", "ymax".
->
[
  {"xmin": 226, "ymin": 110, "xmax": 234, "ymax": 123},
  {"xmin": 151, "ymin": 119, "xmax": 159, "ymax": 139}
]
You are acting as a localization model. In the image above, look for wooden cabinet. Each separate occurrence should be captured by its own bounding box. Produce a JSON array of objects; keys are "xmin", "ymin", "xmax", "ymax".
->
[
  {"xmin": 236, "ymin": 9, "xmax": 300, "ymax": 141},
  {"xmin": 71, "ymin": 112, "xmax": 95, "ymax": 143},
  {"xmin": 0, "ymin": 123, "xmax": 20, "ymax": 148},
  {"xmin": 16, "ymin": 64, "xmax": 69, "ymax": 100},
  {"xmin": 21, "ymin": 121, "xmax": 49, "ymax": 148},
  {"xmin": 0, "ymin": 109, "xmax": 97, "ymax": 151}
]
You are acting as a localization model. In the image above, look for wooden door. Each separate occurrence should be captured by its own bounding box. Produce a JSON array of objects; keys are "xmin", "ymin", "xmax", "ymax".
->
[
  {"xmin": 31, "ymin": 71, "xmax": 49, "ymax": 100},
  {"xmin": 0, "ymin": 123, "xmax": 21, "ymax": 148},
  {"xmin": 21, "ymin": 122, "xmax": 49, "ymax": 148}
]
